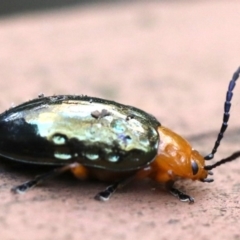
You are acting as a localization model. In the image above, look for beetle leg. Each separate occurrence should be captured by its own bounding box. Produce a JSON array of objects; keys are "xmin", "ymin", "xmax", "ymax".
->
[
  {"xmin": 165, "ymin": 181, "xmax": 194, "ymax": 203},
  {"xmin": 94, "ymin": 182, "xmax": 120, "ymax": 201},
  {"xmin": 94, "ymin": 177, "xmax": 133, "ymax": 201},
  {"xmin": 169, "ymin": 187, "xmax": 195, "ymax": 203},
  {"xmin": 11, "ymin": 162, "xmax": 80, "ymax": 193}
]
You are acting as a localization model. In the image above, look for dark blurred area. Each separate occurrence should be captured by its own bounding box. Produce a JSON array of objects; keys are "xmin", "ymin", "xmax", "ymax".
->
[{"xmin": 0, "ymin": 0, "xmax": 136, "ymax": 17}]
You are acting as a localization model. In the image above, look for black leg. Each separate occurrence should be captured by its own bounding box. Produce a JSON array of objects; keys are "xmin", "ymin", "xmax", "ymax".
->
[
  {"xmin": 11, "ymin": 162, "xmax": 80, "ymax": 193},
  {"xmin": 94, "ymin": 182, "xmax": 120, "ymax": 201},
  {"xmin": 169, "ymin": 187, "xmax": 194, "ymax": 203},
  {"xmin": 94, "ymin": 177, "xmax": 133, "ymax": 201},
  {"xmin": 165, "ymin": 181, "xmax": 194, "ymax": 203}
]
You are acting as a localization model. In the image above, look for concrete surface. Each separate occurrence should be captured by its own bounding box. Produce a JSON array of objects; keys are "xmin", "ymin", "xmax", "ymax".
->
[{"xmin": 0, "ymin": 1, "xmax": 240, "ymax": 240}]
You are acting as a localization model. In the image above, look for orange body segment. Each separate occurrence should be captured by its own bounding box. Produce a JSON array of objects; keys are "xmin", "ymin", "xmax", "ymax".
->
[
  {"xmin": 70, "ymin": 164, "xmax": 89, "ymax": 180},
  {"xmin": 137, "ymin": 126, "xmax": 209, "ymax": 183}
]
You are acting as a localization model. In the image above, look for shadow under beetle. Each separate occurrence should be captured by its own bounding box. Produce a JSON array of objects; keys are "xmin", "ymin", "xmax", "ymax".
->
[{"xmin": 0, "ymin": 68, "xmax": 240, "ymax": 203}]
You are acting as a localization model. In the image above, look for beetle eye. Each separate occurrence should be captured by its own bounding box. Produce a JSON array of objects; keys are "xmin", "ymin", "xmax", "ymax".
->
[{"xmin": 191, "ymin": 160, "xmax": 199, "ymax": 175}]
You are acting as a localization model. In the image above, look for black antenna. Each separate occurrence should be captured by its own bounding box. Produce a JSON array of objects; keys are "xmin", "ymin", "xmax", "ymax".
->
[
  {"xmin": 205, "ymin": 151, "xmax": 240, "ymax": 170},
  {"xmin": 204, "ymin": 67, "xmax": 240, "ymax": 160}
]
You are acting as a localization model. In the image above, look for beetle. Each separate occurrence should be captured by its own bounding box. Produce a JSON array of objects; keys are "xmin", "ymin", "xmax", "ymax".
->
[{"xmin": 0, "ymin": 68, "xmax": 240, "ymax": 203}]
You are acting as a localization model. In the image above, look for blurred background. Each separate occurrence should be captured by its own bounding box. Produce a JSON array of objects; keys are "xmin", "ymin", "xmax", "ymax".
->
[{"xmin": 0, "ymin": 1, "xmax": 240, "ymax": 240}]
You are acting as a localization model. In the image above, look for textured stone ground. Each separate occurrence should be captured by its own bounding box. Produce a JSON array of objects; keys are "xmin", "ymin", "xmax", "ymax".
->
[{"xmin": 0, "ymin": 1, "xmax": 240, "ymax": 240}]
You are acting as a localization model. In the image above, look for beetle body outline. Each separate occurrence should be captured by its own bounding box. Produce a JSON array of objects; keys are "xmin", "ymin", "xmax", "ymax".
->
[{"xmin": 1, "ymin": 68, "xmax": 240, "ymax": 203}]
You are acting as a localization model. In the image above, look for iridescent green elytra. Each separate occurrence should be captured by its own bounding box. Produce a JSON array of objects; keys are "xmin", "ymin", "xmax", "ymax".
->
[{"xmin": 0, "ymin": 95, "xmax": 160, "ymax": 171}]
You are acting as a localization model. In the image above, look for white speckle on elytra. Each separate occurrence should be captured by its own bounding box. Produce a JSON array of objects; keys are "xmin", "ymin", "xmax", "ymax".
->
[
  {"xmin": 54, "ymin": 152, "xmax": 72, "ymax": 160},
  {"xmin": 52, "ymin": 135, "xmax": 66, "ymax": 145}
]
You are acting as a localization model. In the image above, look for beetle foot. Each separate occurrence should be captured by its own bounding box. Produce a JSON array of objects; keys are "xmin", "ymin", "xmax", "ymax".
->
[
  {"xmin": 11, "ymin": 180, "xmax": 38, "ymax": 194},
  {"xmin": 94, "ymin": 182, "xmax": 119, "ymax": 201},
  {"xmin": 11, "ymin": 164, "xmax": 79, "ymax": 194},
  {"xmin": 169, "ymin": 187, "xmax": 195, "ymax": 203}
]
